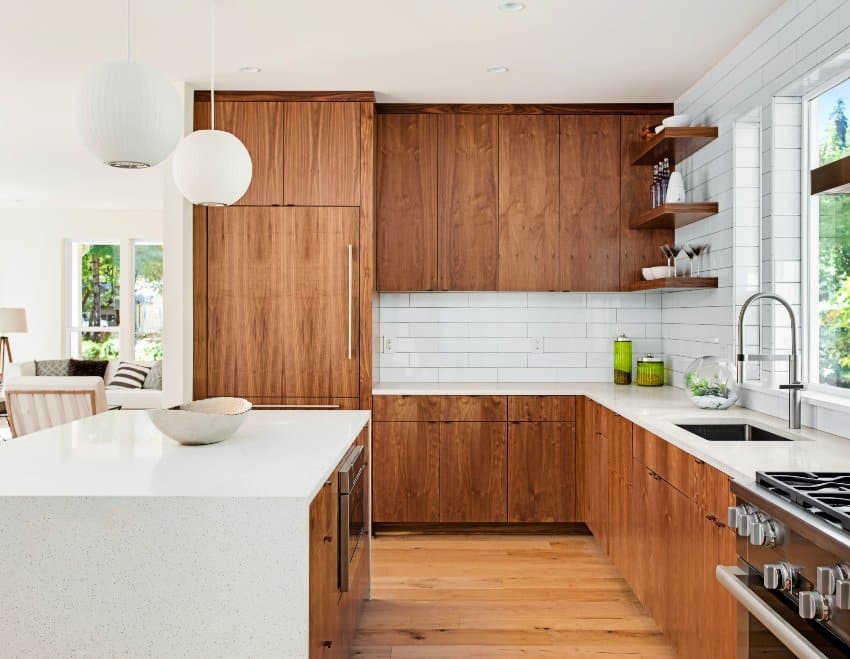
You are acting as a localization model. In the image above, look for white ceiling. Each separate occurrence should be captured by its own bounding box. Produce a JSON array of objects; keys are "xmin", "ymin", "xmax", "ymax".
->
[{"xmin": 0, "ymin": 0, "xmax": 784, "ymax": 209}]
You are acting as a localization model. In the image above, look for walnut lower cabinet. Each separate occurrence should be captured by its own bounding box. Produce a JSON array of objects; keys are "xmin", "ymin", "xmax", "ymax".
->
[
  {"xmin": 584, "ymin": 397, "xmax": 737, "ymax": 659},
  {"xmin": 309, "ymin": 428, "xmax": 370, "ymax": 659},
  {"xmin": 372, "ymin": 395, "xmax": 577, "ymax": 525}
]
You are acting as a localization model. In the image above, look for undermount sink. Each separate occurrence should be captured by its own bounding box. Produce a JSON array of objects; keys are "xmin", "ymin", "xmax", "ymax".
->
[{"xmin": 676, "ymin": 423, "xmax": 793, "ymax": 442}]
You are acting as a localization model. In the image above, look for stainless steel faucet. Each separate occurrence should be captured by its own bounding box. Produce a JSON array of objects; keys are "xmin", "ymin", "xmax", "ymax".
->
[{"xmin": 737, "ymin": 292, "xmax": 805, "ymax": 429}]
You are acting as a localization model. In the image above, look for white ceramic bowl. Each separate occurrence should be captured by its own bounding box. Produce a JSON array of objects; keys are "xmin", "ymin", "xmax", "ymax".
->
[
  {"xmin": 662, "ymin": 113, "xmax": 691, "ymax": 128},
  {"xmin": 643, "ymin": 266, "xmax": 673, "ymax": 280},
  {"xmin": 148, "ymin": 397, "xmax": 252, "ymax": 446}
]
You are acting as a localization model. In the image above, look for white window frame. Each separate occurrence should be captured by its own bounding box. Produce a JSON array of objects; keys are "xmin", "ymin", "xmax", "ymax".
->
[
  {"xmin": 65, "ymin": 238, "xmax": 162, "ymax": 362},
  {"xmin": 802, "ymin": 68, "xmax": 850, "ymax": 399}
]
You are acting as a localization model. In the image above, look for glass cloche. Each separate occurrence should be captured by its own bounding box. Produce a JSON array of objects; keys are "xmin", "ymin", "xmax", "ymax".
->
[{"xmin": 683, "ymin": 356, "xmax": 739, "ymax": 410}]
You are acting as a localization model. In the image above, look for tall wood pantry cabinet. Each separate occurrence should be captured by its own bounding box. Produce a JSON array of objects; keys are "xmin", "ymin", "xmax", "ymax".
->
[{"xmin": 193, "ymin": 92, "xmax": 375, "ymax": 407}]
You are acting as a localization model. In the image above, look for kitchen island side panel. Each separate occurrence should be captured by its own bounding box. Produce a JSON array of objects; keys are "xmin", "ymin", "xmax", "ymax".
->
[{"xmin": 0, "ymin": 496, "xmax": 309, "ymax": 659}]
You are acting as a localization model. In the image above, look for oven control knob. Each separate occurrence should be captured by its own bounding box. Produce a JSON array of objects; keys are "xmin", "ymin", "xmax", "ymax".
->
[
  {"xmin": 764, "ymin": 562, "xmax": 794, "ymax": 592},
  {"xmin": 835, "ymin": 579, "xmax": 850, "ymax": 610},
  {"xmin": 728, "ymin": 505, "xmax": 752, "ymax": 530},
  {"xmin": 817, "ymin": 564, "xmax": 850, "ymax": 596},
  {"xmin": 737, "ymin": 511, "xmax": 764, "ymax": 537},
  {"xmin": 799, "ymin": 591, "xmax": 831, "ymax": 621},
  {"xmin": 750, "ymin": 520, "xmax": 783, "ymax": 548}
]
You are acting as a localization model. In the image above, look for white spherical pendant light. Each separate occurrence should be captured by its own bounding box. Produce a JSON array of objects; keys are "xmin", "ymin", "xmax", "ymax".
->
[
  {"xmin": 171, "ymin": 129, "xmax": 252, "ymax": 205},
  {"xmin": 171, "ymin": 1, "xmax": 253, "ymax": 206},
  {"xmin": 77, "ymin": 60, "xmax": 182, "ymax": 168}
]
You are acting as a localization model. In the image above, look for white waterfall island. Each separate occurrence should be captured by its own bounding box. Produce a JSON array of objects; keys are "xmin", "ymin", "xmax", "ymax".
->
[{"xmin": 0, "ymin": 409, "xmax": 371, "ymax": 658}]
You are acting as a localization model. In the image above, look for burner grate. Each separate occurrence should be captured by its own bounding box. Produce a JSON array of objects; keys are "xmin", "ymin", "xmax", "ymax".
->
[{"xmin": 757, "ymin": 472, "xmax": 850, "ymax": 532}]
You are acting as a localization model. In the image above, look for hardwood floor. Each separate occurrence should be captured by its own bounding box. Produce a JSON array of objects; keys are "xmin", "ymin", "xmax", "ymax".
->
[{"xmin": 352, "ymin": 534, "xmax": 677, "ymax": 658}]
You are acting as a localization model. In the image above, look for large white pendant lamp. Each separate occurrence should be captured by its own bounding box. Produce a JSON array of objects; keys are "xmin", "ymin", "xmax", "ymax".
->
[
  {"xmin": 171, "ymin": 3, "xmax": 252, "ymax": 206},
  {"xmin": 77, "ymin": 0, "xmax": 181, "ymax": 168}
]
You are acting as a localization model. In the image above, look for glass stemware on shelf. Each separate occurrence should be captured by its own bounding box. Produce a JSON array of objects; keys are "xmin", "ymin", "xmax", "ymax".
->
[
  {"xmin": 690, "ymin": 244, "xmax": 709, "ymax": 276},
  {"xmin": 671, "ymin": 244, "xmax": 685, "ymax": 277},
  {"xmin": 682, "ymin": 245, "xmax": 696, "ymax": 277},
  {"xmin": 659, "ymin": 244, "xmax": 674, "ymax": 278}
]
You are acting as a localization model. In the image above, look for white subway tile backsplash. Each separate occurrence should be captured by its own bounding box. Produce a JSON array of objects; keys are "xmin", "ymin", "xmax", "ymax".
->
[{"xmin": 378, "ymin": 290, "xmax": 661, "ymax": 383}]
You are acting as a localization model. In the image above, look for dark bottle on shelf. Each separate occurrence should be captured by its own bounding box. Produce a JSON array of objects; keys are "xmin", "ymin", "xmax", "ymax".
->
[
  {"xmin": 660, "ymin": 158, "xmax": 670, "ymax": 203},
  {"xmin": 650, "ymin": 164, "xmax": 659, "ymax": 208}
]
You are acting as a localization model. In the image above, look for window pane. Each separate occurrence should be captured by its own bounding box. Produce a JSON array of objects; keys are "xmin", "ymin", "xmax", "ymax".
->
[
  {"xmin": 72, "ymin": 331, "xmax": 120, "ymax": 360},
  {"xmin": 811, "ymin": 75, "xmax": 850, "ymax": 389},
  {"xmin": 812, "ymin": 76, "xmax": 850, "ymax": 167},
  {"xmin": 134, "ymin": 243, "xmax": 163, "ymax": 361},
  {"xmin": 818, "ymin": 192, "xmax": 850, "ymax": 388},
  {"xmin": 77, "ymin": 243, "xmax": 120, "ymax": 328}
]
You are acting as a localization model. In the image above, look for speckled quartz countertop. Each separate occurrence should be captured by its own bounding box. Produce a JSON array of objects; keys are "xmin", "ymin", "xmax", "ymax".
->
[
  {"xmin": 373, "ymin": 382, "xmax": 850, "ymax": 481},
  {"xmin": 0, "ymin": 409, "xmax": 370, "ymax": 499}
]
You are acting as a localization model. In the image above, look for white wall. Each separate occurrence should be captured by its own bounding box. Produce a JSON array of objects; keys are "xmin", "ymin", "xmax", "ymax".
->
[
  {"xmin": 667, "ymin": 0, "xmax": 850, "ymax": 436},
  {"xmin": 378, "ymin": 291, "xmax": 662, "ymax": 383},
  {"xmin": 0, "ymin": 208, "xmax": 162, "ymax": 364}
]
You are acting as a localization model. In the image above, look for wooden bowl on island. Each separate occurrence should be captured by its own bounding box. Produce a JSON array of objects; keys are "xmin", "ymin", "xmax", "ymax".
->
[{"xmin": 148, "ymin": 397, "xmax": 252, "ymax": 446}]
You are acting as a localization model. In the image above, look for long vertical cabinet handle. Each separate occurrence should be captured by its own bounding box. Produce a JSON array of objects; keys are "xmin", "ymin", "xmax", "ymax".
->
[{"xmin": 347, "ymin": 244, "xmax": 353, "ymax": 360}]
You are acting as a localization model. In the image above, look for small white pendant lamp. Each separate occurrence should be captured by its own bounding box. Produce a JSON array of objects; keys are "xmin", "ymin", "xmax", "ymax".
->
[
  {"xmin": 171, "ymin": 2, "xmax": 252, "ymax": 206},
  {"xmin": 77, "ymin": 0, "xmax": 181, "ymax": 168}
]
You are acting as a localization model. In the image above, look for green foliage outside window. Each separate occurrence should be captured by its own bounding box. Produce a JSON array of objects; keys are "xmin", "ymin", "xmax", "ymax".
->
[{"xmin": 817, "ymin": 95, "xmax": 850, "ymax": 387}]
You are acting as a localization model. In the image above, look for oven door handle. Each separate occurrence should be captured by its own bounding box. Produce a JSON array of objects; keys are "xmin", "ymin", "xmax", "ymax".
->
[{"xmin": 716, "ymin": 566, "xmax": 828, "ymax": 659}]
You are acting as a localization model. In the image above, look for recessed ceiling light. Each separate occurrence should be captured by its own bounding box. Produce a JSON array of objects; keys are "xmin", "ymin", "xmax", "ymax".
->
[
  {"xmin": 487, "ymin": 65, "xmax": 509, "ymax": 74},
  {"xmin": 497, "ymin": 2, "xmax": 525, "ymax": 11},
  {"xmin": 239, "ymin": 66, "xmax": 261, "ymax": 73}
]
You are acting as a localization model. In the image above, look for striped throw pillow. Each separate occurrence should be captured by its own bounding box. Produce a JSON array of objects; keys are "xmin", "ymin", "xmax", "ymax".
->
[{"xmin": 107, "ymin": 362, "xmax": 153, "ymax": 390}]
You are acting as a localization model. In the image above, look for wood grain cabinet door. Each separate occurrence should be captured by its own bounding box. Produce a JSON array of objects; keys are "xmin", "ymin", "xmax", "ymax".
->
[
  {"xmin": 207, "ymin": 207, "xmax": 287, "ymax": 397},
  {"xmin": 372, "ymin": 422, "xmax": 440, "ymax": 523},
  {"xmin": 284, "ymin": 102, "xmax": 360, "ymax": 206},
  {"xmin": 559, "ymin": 115, "xmax": 621, "ymax": 291},
  {"xmin": 439, "ymin": 421, "xmax": 507, "ymax": 522},
  {"xmin": 507, "ymin": 421, "xmax": 576, "ymax": 523},
  {"xmin": 280, "ymin": 207, "xmax": 360, "ymax": 398},
  {"xmin": 437, "ymin": 114, "xmax": 499, "ymax": 290},
  {"xmin": 498, "ymin": 115, "xmax": 559, "ymax": 291},
  {"xmin": 194, "ymin": 101, "xmax": 285, "ymax": 206},
  {"xmin": 206, "ymin": 207, "xmax": 359, "ymax": 399},
  {"xmin": 309, "ymin": 478, "xmax": 338, "ymax": 658},
  {"xmin": 377, "ymin": 114, "xmax": 438, "ymax": 291}
]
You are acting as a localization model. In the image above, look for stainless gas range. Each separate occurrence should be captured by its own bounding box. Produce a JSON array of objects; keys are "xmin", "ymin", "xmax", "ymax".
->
[{"xmin": 720, "ymin": 472, "xmax": 850, "ymax": 658}]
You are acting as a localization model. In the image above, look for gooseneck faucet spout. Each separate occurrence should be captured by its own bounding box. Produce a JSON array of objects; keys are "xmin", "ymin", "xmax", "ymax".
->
[{"xmin": 736, "ymin": 292, "xmax": 804, "ymax": 429}]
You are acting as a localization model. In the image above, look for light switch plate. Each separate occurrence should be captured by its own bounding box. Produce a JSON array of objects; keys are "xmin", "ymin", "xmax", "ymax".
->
[
  {"xmin": 382, "ymin": 337, "xmax": 394, "ymax": 354},
  {"xmin": 534, "ymin": 337, "xmax": 544, "ymax": 354}
]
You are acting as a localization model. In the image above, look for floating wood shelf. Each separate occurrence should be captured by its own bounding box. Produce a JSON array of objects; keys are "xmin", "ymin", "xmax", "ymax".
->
[
  {"xmin": 811, "ymin": 154, "xmax": 850, "ymax": 195},
  {"xmin": 630, "ymin": 202, "xmax": 719, "ymax": 230},
  {"xmin": 628, "ymin": 277, "xmax": 719, "ymax": 292},
  {"xmin": 632, "ymin": 127, "xmax": 719, "ymax": 166}
]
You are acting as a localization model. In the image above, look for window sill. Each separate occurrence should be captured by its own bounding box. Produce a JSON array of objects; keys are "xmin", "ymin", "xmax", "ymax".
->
[{"xmin": 741, "ymin": 382, "xmax": 850, "ymax": 414}]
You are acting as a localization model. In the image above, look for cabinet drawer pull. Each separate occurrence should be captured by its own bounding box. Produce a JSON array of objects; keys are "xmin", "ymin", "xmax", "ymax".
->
[
  {"xmin": 322, "ymin": 640, "xmax": 333, "ymax": 648},
  {"xmin": 323, "ymin": 535, "xmax": 333, "ymax": 543},
  {"xmin": 254, "ymin": 404, "xmax": 341, "ymax": 410},
  {"xmin": 347, "ymin": 243, "xmax": 353, "ymax": 360}
]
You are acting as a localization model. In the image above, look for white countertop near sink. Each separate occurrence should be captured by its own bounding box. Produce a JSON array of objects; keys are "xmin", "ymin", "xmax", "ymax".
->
[
  {"xmin": 373, "ymin": 382, "xmax": 850, "ymax": 481},
  {"xmin": 0, "ymin": 409, "xmax": 371, "ymax": 499}
]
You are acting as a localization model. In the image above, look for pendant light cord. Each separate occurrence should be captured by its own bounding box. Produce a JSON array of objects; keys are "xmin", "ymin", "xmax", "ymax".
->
[
  {"xmin": 210, "ymin": 0, "xmax": 215, "ymax": 130},
  {"xmin": 126, "ymin": 0, "xmax": 131, "ymax": 61}
]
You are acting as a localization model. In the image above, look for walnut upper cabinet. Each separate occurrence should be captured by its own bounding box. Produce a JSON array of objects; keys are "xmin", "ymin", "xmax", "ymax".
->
[
  {"xmin": 560, "ymin": 115, "xmax": 621, "ymax": 291},
  {"xmin": 194, "ymin": 101, "xmax": 285, "ymax": 206},
  {"xmin": 497, "ymin": 115, "xmax": 559, "ymax": 291},
  {"xmin": 438, "ymin": 114, "xmax": 499, "ymax": 290},
  {"xmin": 376, "ymin": 114, "xmax": 438, "ymax": 291},
  {"xmin": 283, "ymin": 102, "xmax": 361, "ymax": 206}
]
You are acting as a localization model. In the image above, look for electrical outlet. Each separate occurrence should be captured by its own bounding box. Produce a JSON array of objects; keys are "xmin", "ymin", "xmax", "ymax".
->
[
  {"xmin": 534, "ymin": 337, "xmax": 544, "ymax": 354},
  {"xmin": 382, "ymin": 336, "xmax": 394, "ymax": 354}
]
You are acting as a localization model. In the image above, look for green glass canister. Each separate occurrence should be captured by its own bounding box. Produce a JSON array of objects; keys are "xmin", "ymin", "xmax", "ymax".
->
[
  {"xmin": 636, "ymin": 354, "xmax": 665, "ymax": 386},
  {"xmin": 613, "ymin": 333, "xmax": 632, "ymax": 385}
]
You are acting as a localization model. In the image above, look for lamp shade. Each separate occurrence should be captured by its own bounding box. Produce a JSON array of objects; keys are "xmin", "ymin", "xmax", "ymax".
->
[
  {"xmin": 0, "ymin": 308, "xmax": 27, "ymax": 334},
  {"xmin": 171, "ymin": 129, "xmax": 253, "ymax": 206},
  {"xmin": 77, "ymin": 60, "xmax": 182, "ymax": 169}
]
